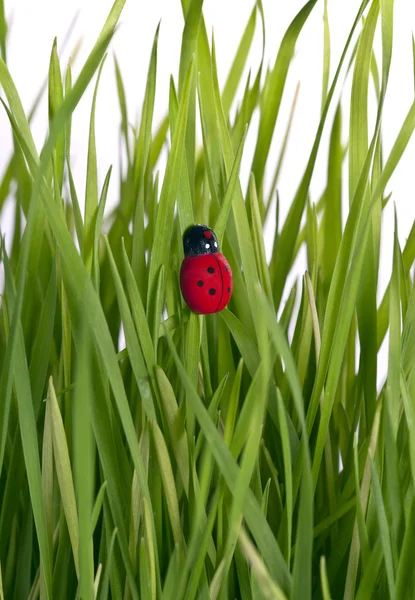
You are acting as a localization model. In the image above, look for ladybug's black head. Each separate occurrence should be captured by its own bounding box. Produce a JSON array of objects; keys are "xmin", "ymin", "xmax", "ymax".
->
[{"xmin": 183, "ymin": 224, "xmax": 220, "ymax": 257}]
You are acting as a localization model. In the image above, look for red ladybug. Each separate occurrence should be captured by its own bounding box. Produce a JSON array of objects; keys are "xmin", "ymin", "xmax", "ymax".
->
[{"xmin": 180, "ymin": 224, "xmax": 233, "ymax": 314}]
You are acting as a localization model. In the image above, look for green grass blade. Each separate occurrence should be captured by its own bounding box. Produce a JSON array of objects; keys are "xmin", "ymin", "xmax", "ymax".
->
[
  {"xmin": 93, "ymin": 166, "xmax": 112, "ymax": 290},
  {"xmin": 370, "ymin": 458, "xmax": 396, "ymax": 598},
  {"xmin": 164, "ymin": 325, "xmax": 292, "ymax": 595},
  {"xmin": 104, "ymin": 235, "xmax": 156, "ymax": 420},
  {"xmin": 2, "ymin": 261, "xmax": 53, "ymax": 598},
  {"xmin": 73, "ymin": 327, "xmax": 95, "ymax": 600},
  {"xmin": 147, "ymin": 57, "xmax": 194, "ymax": 320},
  {"xmin": 321, "ymin": 0, "xmax": 330, "ymax": 112},
  {"xmin": 221, "ymin": 5, "xmax": 257, "ymax": 116},
  {"xmin": 0, "ymin": 0, "xmax": 6, "ymax": 62},
  {"xmin": 156, "ymin": 366, "xmax": 190, "ymax": 495},
  {"xmin": 48, "ymin": 38, "xmax": 65, "ymax": 195},
  {"xmin": 49, "ymin": 377, "xmax": 80, "ymax": 577},
  {"xmin": 151, "ymin": 420, "xmax": 183, "ymax": 547},
  {"xmin": 214, "ymin": 124, "xmax": 247, "ymax": 244},
  {"xmin": 134, "ymin": 23, "xmax": 160, "ymax": 190},
  {"xmin": 387, "ymin": 208, "xmax": 402, "ymax": 433},
  {"xmin": 272, "ymin": 0, "xmax": 371, "ymax": 309},
  {"xmin": 251, "ymin": 0, "xmax": 318, "ymax": 190},
  {"xmin": 84, "ymin": 56, "xmax": 106, "ymax": 272}
]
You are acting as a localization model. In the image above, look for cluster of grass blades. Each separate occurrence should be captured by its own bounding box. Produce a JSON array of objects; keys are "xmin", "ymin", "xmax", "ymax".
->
[{"xmin": 1, "ymin": 0, "xmax": 415, "ymax": 597}]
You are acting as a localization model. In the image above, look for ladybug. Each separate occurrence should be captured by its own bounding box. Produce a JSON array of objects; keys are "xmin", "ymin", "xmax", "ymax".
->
[{"xmin": 180, "ymin": 224, "xmax": 233, "ymax": 314}]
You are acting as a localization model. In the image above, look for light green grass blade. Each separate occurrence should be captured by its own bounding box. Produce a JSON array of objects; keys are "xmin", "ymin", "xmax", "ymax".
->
[
  {"xmin": 178, "ymin": 0, "xmax": 203, "ymax": 196},
  {"xmin": 265, "ymin": 84, "xmax": 299, "ymax": 222},
  {"xmin": 67, "ymin": 162, "xmax": 84, "ymax": 254},
  {"xmin": 214, "ymin": 124, "xmax": 248, "ymax": 245},
  {"xmin": 307, "ymin": 77, "xmax": 415, "ymax": 474},
  {"xmin": 104, "ymin": 235, "xmax": 156, "ymax": 420},
  {"xmin": 133, "ymin": 23, "xmax": 159, "ymax": 192},
  {"xmin": 251, "ymin": 0, "xmax": 318, "ymax": 191},
  {"xmin": 396, "ymin": 498, "xmax": 415, "ymax": 598},
  {"xmin": 168, "ymin": 76, "xmax": 194, "ymax": 232},
  {"xmin": 210, "ymin": 38, "xmax": 261, "ymax": 339},
  {"xmin": 221, "ymin": 4, "xmax": 258, "ymax": 116},
  {"xmin": 84, "ymin": 56, "xmax": 106, "ymax": 272},
  {"xmin": 49, "ymin": 377, "xmax": 80, "ymax": 577},
  {"xmin": 260, "ymin": 297, "xmax": 312, "ymax": 600},
  {"xmin": 249, "ymin": 174, "xmax": 273, "ymax": 302},
  {"xmin": 121, "ymin": 239, "xmax": 156, "ymax": 374},
  {"xmin": 210, "ymin": 298, "xmax": 270, "ymax": 597},
  {"xmin": 97, "ymin": 528, "xmax": 118, "ymax": 600},
  {"xmin": 156, "ymin": 366, "xmax": 190, "ymax": 495},
  {"xmin": 321, "ymin": 0, "xmax": 330, "ymax": 112},
  {"xmin": 320, "ymin": 556, "xmax": 331, "ymax": 600},
  {"xmin": 48, "ymin": 38, "xmax": 65, "ymax": 195},
  {"xmin": 350, "ymin": 0, "xmax": 379, "ymax": 438},
  {"xmin": 239, "ymin": 527, "xmax": 288, "ymax": 600},
  {"xmin": 151, "ymin": 420, "xmax": 183, "ymax": 547},
  {"xmin": 164, "ymin": 325, "xmax": 292, "ymax": 595},
  {"xmin": 272, "ymin": 0, "xmax": 371, "ymax": 309},
  {"xmin": 92, "ymin": 166, "xmax": 112, "ymax": 290},
  {"xmin": 387, "ymin": 208, "xmax": 401, "ymax": 434},
  {"xmin": 321, "ymin": 103, "xmax": 342, "ymax": 289},
  {"xmin": 28, "ymin": 261, "xmax": 57, "ymax": 413},
  {"xmin": 41, "ymin": 390, "xmax": 54, "ymax": 599},
  {"xmin": 73, "ymin": 326, "xmax": 95, "ymax": 600},
  {"xmin": 147, "ymin": 57, "xmax": 194, "ymax": 320},
  {"xmin": 91, "ymin": 481, "xmax": 107, "ymax": 533},
  {"xmin": 276, "ymin": 389, "xmax": 293, "ymax": 565},
  {"xmin": 370, "ymin": 458, "xmax": 396, "ymax": 598},
  {"xmin": 2, "ymin": 263, "xmax": 53, "ymax": 598},
  {"xmin": 0, "ymin": 0, "xmax": 6, "ymax": 62},
  {"xmin": 114, "ymin": 55, "xmax": 130, "ymax": 165}
]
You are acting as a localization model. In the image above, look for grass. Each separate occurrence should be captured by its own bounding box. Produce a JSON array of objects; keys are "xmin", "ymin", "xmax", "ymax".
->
[{"xmin": 1, "ymin": 0, "xmax": 415, "ymax": 598}]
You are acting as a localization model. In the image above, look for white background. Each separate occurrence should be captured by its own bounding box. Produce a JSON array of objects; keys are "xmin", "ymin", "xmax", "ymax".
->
[{"xmin": 1, "ymin": 0, "xmax": 415, "ymax": 382}]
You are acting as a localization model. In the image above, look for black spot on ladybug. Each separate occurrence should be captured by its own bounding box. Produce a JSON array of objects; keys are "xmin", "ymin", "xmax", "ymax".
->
[
  {"xmin": 209, "ymin": 288, "xmax": 216, "ymax": 295},
  {"xmin": 207, "ymin": 267, "xmax": 215, "ymax": 274},
  {"xmin": 228, "ymin": 286, "xmax": 231, "ymax": 293},
  {"xmin": 225, "ymin": 266, "xmax": 229, "ymax": 271},
  {"xmin": 197, "ymin": 280, "xmax": 204, "ymax": 287}
]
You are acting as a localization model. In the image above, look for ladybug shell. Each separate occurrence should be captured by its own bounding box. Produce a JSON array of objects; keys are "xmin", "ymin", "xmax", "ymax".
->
[{"xmin": 180, "ymin": 252, "xmax": 233, "ymax": 314}]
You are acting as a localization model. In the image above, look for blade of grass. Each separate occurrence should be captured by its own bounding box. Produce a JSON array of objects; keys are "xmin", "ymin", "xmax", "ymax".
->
[
  {"xmin": 48, "ymin": 377, "xmax": 80, "ymax": 577},
  {"xmin": 84, "ymin": 55, "xmax": 106, "ymax": 272},
  {"xmin": 370, "ymin": 458, "xmax": 396, "ymax": 598},
  {"xmin": 147, "ymin": 57, "xmax": 194, "ymax": 322},
  {"xmin": 251, "ymin": 0, "xmax": 318, "ymax": 191},
  {"xmin": 73, "ymin": 325, "xmax": 95, "ymax": 600},
  {"xmin": 163, "ymin": 324, "xmax": 292, "ymax": 595}
]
